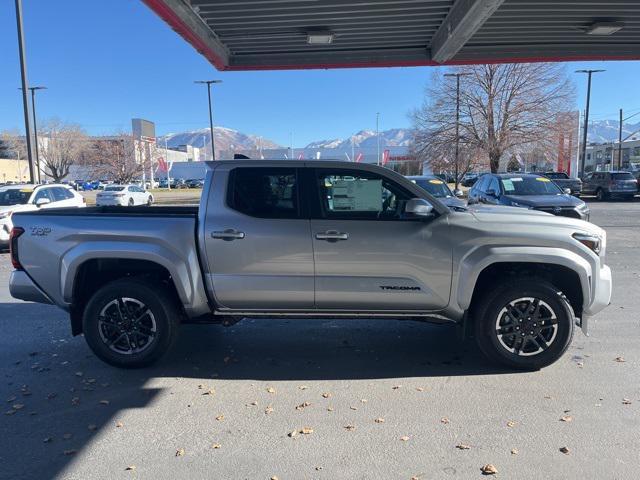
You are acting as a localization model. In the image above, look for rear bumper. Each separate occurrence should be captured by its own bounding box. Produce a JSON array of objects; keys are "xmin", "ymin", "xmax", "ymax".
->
[
  {"xmin": 96, "ymin": 198, "xmax": 127, "ymax": 206},
  {"xmin": 9, "ymin": 270, "xmax": 53, "ymax": 304}
]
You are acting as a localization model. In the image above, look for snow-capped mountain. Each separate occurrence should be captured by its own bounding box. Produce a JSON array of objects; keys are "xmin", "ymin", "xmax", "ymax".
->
[
  {"xmin": 587, "ymin": 119, "xmax": 640, "ymax": 144},
  {"xmin": 305, "ymin": 128, "xmax": 412, "ymax": 149},
  {"xmin": 158, "ymin": 127, "xmax": 281, "ymax": 153}
]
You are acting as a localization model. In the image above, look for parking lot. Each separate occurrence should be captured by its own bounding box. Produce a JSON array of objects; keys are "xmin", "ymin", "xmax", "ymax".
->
[{"xmin": 0, "ymin": 199, "xmax": 638, "ymax": 480}]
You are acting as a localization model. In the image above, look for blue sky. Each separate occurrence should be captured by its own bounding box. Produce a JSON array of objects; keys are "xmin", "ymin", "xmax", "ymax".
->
[{"xmin": 1, "ymin": 0, "xmax": 640, "ymax": 146}]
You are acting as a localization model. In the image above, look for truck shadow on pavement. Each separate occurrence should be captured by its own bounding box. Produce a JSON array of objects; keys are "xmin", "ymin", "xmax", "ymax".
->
[{"xmin": 0, "ymin": 303, "xmax": 510, "ymax": 479}]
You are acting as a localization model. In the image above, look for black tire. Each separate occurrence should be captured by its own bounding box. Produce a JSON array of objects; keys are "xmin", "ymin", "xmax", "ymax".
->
[
  {"xmin": 128, "ymin": 198, "xmax": 134, "ymax": 207},
  {"xmin": 82, "ymin": 278, "xmax": 180, "ymax": 368},
  {"xmin": 473, "ymin": 279, "xmax": 574, "ymax": 370},
  {"xmin": 596, "ymin": 188, "xmax": 607, "ymax": 201},
  {"xmin": 147, "ymin": 196, "xmax": 153, "ymax": 206}
]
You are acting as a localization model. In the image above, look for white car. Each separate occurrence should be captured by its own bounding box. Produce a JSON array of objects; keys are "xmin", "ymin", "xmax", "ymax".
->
[
  {"xmin": 96, "ymin": 184, "xmax": 154, "ymax": 207},
  {"xmin": 0, "ymin": 184, "xmax": 86, "ymax": 246}
]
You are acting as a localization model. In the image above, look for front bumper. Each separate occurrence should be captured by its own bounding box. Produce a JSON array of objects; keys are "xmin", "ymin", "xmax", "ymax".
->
[
  {"xmin": 580, "ymin": 264, "xmax": 612, "ymax": 335},
  {"xmin": 9, "ymin": 270, "xmax": 53, "ymax": 304}
]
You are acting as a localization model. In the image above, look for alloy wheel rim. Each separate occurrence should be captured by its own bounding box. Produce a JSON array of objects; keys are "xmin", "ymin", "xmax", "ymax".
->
[
  {"xmin": 495, "ymin": 297, "xmax": 558, "ymax": 357},
  {"xmin": 98, "ymin": 297, "xmax": 157, "ymax": 355}
]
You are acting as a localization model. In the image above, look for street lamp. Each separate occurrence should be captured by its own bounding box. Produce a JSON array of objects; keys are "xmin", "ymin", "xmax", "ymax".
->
[
  {"xmin": 576, "ymin": 69, "xmax": 605, "ymax": 177},
  {"xmin": 376, "ymin": 112, "xmax": 380, "ymax": 166},
  {"xmin": 444, "ymin": 72, "xmax": 472, "ymax": 189},
  {"xmin": 194, "ymin": 80, "xmax": 222, "ymax": 160}
]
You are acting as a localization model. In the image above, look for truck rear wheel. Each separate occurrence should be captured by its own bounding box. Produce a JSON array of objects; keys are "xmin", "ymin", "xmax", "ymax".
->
[
  {"xmin": 82, "ymin": 278, "xmax": 180, "ymax": 368},
  {"xmin": 473, "ymin": 279, "xmax": 574, "ymax": 370}
]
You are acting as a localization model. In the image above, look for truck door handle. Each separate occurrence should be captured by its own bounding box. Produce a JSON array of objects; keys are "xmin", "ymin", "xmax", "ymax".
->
[
  {"xmin": 315, "ymin": 230, "xmax": 349, "ymax": 241},
  {"xmin": 211, "ymin": 229, "xmax": 245, "ymax": 241}
]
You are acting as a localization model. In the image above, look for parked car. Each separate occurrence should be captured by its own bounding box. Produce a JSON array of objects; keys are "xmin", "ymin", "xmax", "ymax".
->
[
  {"xmin": 186, "ymin": 178, "xmax": 205, "ymax": 189},
  {"xmin": 467, "ymin": 173, "xmax": 590, "ymax": 220},
  {"xmin": 0, "ymin": 183, "xmax": 85, "ymax": 247},
  {"xmin": 581, "ymin": 171, "xmax": 638, "ymax": 201},
  {"xmin": 96, "ymin": 184, "xmax": 154, "ymax": 207},
  {"xmin": 172, "ymin": 178, "xmax": 188, "ymax": 189},
  {"xmin": 9, "ymin": 161, "xmax": 611, "ymax": 370},
  {"xmin": 542, "ymin": 172, "xmax": 582, "ymax": 196},
  {"xmin": 461, "ymin": 172, "xmax": 480, "ymax": 187},
  {"xmin": 407, "ymin": 175, "xmax": 465, "ymax": 209}
]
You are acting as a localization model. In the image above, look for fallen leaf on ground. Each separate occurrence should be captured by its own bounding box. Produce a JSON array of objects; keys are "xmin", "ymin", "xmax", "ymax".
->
[
  {"xmin": 456, "ymin": 443, "xmax": 471, "ymax": 450},
  {"xmin": 481, "ymin": 464, "xmax": 498, "ymax": 475},
  {"xmin": 374, "ymin": 417, "xmax": 385, "ymax": 424},
  {"xmin": 350, "ymin": 406, "xmax": 358, "ymax": 411},
  {"xmin": 416, "ymin": 387, "xmax": 425, "ymax": 392},
  {"xmin": 614, "ymin": 356, "xmax": 626, "ymax": 363},
  {"xmin": 299, "ymin": 385, "xmax": 309, "ymax": 390},
  {"xmin": 392, "ymin": 385, "xmax": 402, "ymax": 390},
  {"xmin": 506, "ymin": 421, "xmax": 516, "ymax": 428},
  {"xmin": 296, "ymin": 402, "xmax": 311, "ymax": 410},
  {"xmin": 300, "ymin": 427, "xmax": 314, "ymax": 434},
  {"xmin": 99, "ymin": 400, "xmax": 110, "ymax": 406},
  {"xmin": 288, "ymin": 430, "xmax": 298, "ymax": 438},
  {"xmin": 115, "ymin": 422, "xmax": 124, "ymax": 428},
  {"xmin": 12, "ymin": 404, "xmax": 24, "ymax": 410},
  {"xmin": 43, "ymin": 437, "xmax": 52, "ymax": 443},
  {"xmin": 203, "ymin": 389, "xmax": 215, "ymax": 396},
  {"xmin": 560, "ymin": 416, "xmax": 573, "ymax": 422},
  {"xmin": 559, "ymin": 446, "xmax": 570, "ymax": 455},
  {"xmin": 266, "ymin": 387, "xmax": 276, "ymax": 394},
  {"xmin": 321, "ymin": 393, "xmax": 331, "ymax": 398},
  {"xmin": 327, "ymin": 407, "xmax": 334, "ymax": 412},
  {"xmin": 511, "ymin": 448, "xmax": 519, "ymax": 455},
  {"xmin": 271, "ymin": 477, "xmax": 279, "ymax": 480},
  {"xmin": 400, "ymin": 436, "xmax": 410, "ymax": 442},
  {"xmin": 265, "ymin": 406, "xmax": 274, "ymax": 414},
  {"xmin": 247, "ymin": 401, "xmax": 258, "ymax": 406},
  {"xmin": 215, "ymin": 415, "xmax": 224, "ymax": 421},
  {"xmin": 360, "ymin": 399, "xmax": 368, "ymax": 403},
  {"xmin": 125, "ymin": 465, "xmax": 136, "ymax": 471},
  {"xmin": 622, "ymin": 398, "xmax": 632, "ymax": 405},
  {"xmin": 212, "ymin": 443, "xmax": 221, "ymax": 449},
  {"xmin": 175, "ymin": 448, "xmax": 185, "ymax": 457},
  {"xmin": 441, "ymin": 417, "xmax": 450, "ymax": 424},
  {"xmin": 344, "ymin": 425, "xmax": 355, "ymax": 431}
]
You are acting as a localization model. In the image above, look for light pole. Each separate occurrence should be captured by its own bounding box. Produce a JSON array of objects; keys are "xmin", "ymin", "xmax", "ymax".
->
[
  {"xmin": 14, "ymin": 0, "xmax": 36, "ymax": 183},
  {"xmin": 576, "ymin": 69, "xmax": 605, "ymax": 178},
  {"xmin": 26, "ymin": 86, "xmax": 46, "ymax": 182},
  {"xmin": 444, "ymin": 72, "xmax": 471, "ymax": 190},
  {"xmin": 194, "ymin": 80, "xmax": 222, "ymax": 160}
]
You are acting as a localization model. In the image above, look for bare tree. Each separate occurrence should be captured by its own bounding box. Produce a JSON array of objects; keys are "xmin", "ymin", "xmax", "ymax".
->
[
  {"xmin": 86, "ymin": 134, "xmax": 144, "ymax": 184},
  {"xmin": 38, "ymin": 119, "xmax": 89, "ymax": 181},
  {"xmin": 0, "ymin": 130, "xmax": 27, "ymax": 160},
  {"xmin": 411, "ymin": 63, "xmax": 575, "ymax": 175}
]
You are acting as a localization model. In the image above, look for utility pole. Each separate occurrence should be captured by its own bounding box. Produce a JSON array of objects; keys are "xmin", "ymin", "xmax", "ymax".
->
[
  {"xmin": 618, "ymin": 108, "xmax": 623, "ymax": 170},
  {"xmin": 376, "ymin": 112, "xmax": 380, "ymax": 166},
  {"xmin": 576, "ymin": 69, "xmax": 605, "ymax": 178},
  {"xmin": 28, "ymin": 86, "xmax": 46, "ymax": 182},
  {"xmin": 194, "ymin": 80, "xmax": 222, "ymax": 160},
  {"xmin": 14, "ymin": 0, "xmax": 36, "ymax": 183},
  {"xmin": 444, "ymin": 72, "xmax": 471, "ymax": 190}
]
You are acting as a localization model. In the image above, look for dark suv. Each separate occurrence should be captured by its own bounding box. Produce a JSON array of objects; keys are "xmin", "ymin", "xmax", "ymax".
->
[
  {"xmin": 467, "ymin": 173, "xmax": 590, "ymax": 220},
  {"xmin": 582, "ymin": 171, "xmax": 638, "ymax": 201}
]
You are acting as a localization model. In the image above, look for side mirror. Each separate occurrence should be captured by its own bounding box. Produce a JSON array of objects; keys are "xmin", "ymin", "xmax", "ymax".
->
[
  {"xmin": 405, "ymin": 198, "xmax": 434, "ymax": 217},
  {"xmin": 35, "ymin": 197, "xmax": 51, "ymax": 207},
  {"xmin": 563, "ymin": 188, "xmax": 571, "ymax": 195},
  {"xmin": 486, "ymin": 188, "xmax": 497, "ymax": 197}
]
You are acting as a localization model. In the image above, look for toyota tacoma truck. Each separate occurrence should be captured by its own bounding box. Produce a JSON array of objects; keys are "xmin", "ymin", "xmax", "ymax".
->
[{"xmin": 8, "ymin": 161, "xmax": 612, "ymax": 370}]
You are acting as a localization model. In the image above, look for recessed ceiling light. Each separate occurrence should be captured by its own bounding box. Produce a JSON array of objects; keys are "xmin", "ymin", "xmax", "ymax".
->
[
  {"xmin": 586, "ymin": 22, "xmax": 624, "ymax": 36},
  {"xmin": 307, "ymin": 31, "xmax": 334, "ymax": 45}
]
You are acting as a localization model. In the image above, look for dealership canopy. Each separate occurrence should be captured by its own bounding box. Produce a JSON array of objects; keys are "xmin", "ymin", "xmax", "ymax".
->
[{"xmin": 143, "ymin": 0, "xmax": 640, "ymax": 70}]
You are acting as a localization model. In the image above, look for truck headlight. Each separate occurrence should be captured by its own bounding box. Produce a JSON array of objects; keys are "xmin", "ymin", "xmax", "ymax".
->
[{"xmin": 573, "ymin": 232, "xmax": 601, "ymax": 254}]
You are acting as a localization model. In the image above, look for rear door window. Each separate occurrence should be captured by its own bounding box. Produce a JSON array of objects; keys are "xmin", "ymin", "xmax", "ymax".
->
[
  {"xmin": 227, "ymin": 168, "xmax": 299, "ymax": 219},
  {"xmin": 612, "ymin": 172, "xmax": 635, "ymax": 180}
]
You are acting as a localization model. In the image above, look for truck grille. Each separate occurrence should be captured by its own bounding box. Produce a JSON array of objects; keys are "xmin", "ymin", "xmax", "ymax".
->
[{"xmin": 533, "ymin": 207, "xmax": 581, "ymax": 219}]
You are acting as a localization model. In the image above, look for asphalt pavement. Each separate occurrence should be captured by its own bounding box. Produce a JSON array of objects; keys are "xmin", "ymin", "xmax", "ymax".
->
[{"xmin": 0, "ymin": 200, "xmax": 638, "ymax": 480}]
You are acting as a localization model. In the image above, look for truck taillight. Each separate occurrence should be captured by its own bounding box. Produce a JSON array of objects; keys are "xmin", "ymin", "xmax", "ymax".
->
[{"xmin": 9, "ymin": 227, "xmax": 25, "ymax": 270}]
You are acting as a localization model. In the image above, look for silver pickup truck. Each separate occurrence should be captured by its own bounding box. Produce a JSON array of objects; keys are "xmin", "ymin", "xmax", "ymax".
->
[{"xmin": 8, "ymin": 161, "xmax": 612, "ymax": 370}]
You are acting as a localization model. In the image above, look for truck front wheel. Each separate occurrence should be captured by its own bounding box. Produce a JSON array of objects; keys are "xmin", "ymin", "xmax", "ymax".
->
[
  {"xmin": 473, "ymin": 280, "xmax": 574, "ymax": 370},
  {"xmin": 82, "ymin": 278, "xmax": 180, "ymax": 368}
]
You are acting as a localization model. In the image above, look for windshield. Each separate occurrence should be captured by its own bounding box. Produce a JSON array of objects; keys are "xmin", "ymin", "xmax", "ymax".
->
[
  {"xmin": 0, "ymin": 188, "xmax": 32, "ymax": 206},
  {"xmin": 104, "ymin": 186, "xmax": 125, "ymax": 191},
  {"xmin": 500, "ymin": 176, "xmax": 563, "ymax": 195},
  {"xmin": 544, "ymin": 172, "xmax": 568, "ymax": 179},
  {"xmin": 412, "ymin": 178, "xmax": 452, "ymax": 198}
]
